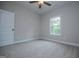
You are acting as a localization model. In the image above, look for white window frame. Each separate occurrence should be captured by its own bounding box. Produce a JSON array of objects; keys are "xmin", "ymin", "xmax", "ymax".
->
[{"xmin": 50, "ymin": 16, "xmax": 61, "ymax": 36}]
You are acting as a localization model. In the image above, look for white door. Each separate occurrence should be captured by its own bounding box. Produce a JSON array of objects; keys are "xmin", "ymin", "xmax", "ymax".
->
[{"xmin": 0, "ymin": 9, "xmax": 15, "ymax": 46}]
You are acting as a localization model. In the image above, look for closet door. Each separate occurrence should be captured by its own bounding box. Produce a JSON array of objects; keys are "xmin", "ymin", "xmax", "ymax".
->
[{"xmin": 0, "ymin": 9, "xmax": 15, "ymax": 46}]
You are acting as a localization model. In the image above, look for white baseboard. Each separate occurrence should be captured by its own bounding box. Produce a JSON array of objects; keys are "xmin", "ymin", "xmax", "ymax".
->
[
  {"xmin": 0, "ymin": 38, "xmax": 38, "ymax": 47},
  {"xmin": 40, "ymin": 37, "xmax": 79, "ymax": 47},
  {"xmin": 0, "ymin": 56, "xmax": 6, "ymax": 58},
  {"xmin": 1, "ymin": 37, "xmax": 79, "ymax": 47}
]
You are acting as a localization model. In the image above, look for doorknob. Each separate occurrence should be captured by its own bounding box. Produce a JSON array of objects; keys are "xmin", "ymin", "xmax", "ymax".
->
[{"xmin": 12, "ymin": 28, "xmax": 15, "ymax": 31}]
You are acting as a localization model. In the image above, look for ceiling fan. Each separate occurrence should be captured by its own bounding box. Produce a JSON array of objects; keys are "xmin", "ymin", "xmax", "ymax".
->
[{"xmin": 29, "ymin": 1, "xmax": 51, "ymax": 8}]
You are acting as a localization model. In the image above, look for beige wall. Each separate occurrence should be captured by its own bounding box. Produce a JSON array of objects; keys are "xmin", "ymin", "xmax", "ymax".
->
[
  {"xmin": 0, "ymin": 2, "xmax": 40, "ymax": 41},
  {"xmin": 40, "ymin": 2, "xmax": 79, "ymax": 44}
]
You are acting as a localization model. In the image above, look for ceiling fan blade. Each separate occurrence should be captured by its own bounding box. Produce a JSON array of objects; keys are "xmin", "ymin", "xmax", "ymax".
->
[
  {"xmin": 44, "ymin": 2, "xmax": 51, "ymax": 6},
  {"xmin": 39, "ymin": 5, "xmax": 41, "ymax": 8},
  {"xmin": 29, "ymin": 1, "xmax": 38, "ymax": 3}
]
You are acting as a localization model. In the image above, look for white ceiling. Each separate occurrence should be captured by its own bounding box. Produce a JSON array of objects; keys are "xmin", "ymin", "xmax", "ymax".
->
[{"xmin": 16, "ymin": 1, "xmax": 71, "ymax": 15}]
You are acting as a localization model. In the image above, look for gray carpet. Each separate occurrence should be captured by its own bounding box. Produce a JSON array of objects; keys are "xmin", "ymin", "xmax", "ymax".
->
[{"xmin": 0, "ymin": 39, "xmax": 78, "ymax": 58}]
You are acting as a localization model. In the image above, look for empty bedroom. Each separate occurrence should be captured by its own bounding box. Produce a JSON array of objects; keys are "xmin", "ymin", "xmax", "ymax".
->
[{"xmin": 0, "ymin": 1, "xmax": 79, "ymax": 58}]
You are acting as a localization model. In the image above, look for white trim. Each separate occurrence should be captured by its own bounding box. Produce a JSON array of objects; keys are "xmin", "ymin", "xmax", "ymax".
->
[
  {"xmin": 40, "ymin": 37, "xmax": 79, "ymax": 47},
  {"xmin": 1, "ymin": 37, "xmax": 79, "ymax": 47},
  {"xmin": 0, "ymin": 38, "xmax": 38, "ymax": 47}
]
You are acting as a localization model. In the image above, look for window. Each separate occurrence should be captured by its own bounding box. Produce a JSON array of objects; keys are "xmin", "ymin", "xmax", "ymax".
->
[{"xmin": 50, "ymin": 17, "xmax": 61, "ymax": 35}]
